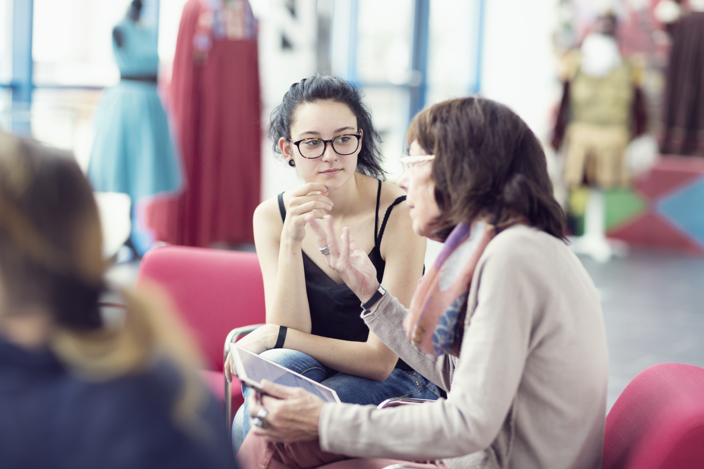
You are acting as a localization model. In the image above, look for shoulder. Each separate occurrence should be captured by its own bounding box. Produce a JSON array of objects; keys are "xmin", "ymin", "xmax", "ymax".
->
[
  {"xmin": 253, "ymin": 195, "xmax": 284, "ymax": 227},
  {"xmin": 558, "ymin": 49, "xmax": 582, "ymax": 81},
  {"xmin": 378, "ymin": 180, "xmax": 409, "ymax": 214},
  {"xmin": 374, "ymin": 181, "xmax": 424, "ymax": 251},
  {"xmin": 480, "ymin": 225, "xmax": 569, "ymax": 275},
  {"xmin": 623, "ymin": 54, "xmax": 646, "ymax": 86},
  {"xmin": 371, "ymin": 179, "xmax": 411, "ymax": 227}
]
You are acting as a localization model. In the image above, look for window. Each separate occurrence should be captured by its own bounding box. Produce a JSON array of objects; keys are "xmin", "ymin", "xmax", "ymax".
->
[
  {"xmin": 356, "ymin": 0, "xmax": 414, "ymax": 85},
  {"xmin": 426, "ymin": 0, "xmax": 483, "ymax": 105},
  {"xmin": 33, "ymin": 0, "xmax": 133, "ymax": 86},
  {"xmin": 0, "ymin": 0, "xmax": 10, "ymax": 84}
]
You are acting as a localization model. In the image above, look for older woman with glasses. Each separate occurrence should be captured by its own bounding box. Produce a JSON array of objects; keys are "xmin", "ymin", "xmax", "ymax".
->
[
  {"xmin": 225, "ymin": 76, "xmax": 442, "ymax": 451},
  {"xmin": 235, "ymin": 96, "xmax": 609, "ymax": 469}
]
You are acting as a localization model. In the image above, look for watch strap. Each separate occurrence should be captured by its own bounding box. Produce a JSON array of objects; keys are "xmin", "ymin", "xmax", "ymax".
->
[{"xmin": 361, "ymin": 284, "xmax": 387, "ymax": 311}]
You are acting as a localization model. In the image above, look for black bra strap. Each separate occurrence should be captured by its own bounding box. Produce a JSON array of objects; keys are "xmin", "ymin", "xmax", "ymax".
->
[
  {"xmin": 374, "ymin": 179, "xmax": 382, "ymax": 241},
  {"xmin": 377, "ymin": 195, "xmax": 407, "ymax": 246},
  {"xmin": 277, "ymin": 192, "xmax": 286, "ymax": 222}
]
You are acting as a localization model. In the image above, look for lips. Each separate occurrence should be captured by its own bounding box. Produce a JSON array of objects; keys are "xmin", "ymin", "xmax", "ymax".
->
[{"xmin": 320, "ymin": 169, "xmax": 341, "ymax": 175}]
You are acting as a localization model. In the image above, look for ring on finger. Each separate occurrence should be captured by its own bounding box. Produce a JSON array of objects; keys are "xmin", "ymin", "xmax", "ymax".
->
[
  {"xmin": 252, "ymin": 417, "xmax": 267, "ymax": 429},
  {"xmin": 256, "ymin": 408, "xmax": 269, "ymax": 420},
  {"xmin": 320, "ymin": 246, "xmax": 330, "ymax": 256}
]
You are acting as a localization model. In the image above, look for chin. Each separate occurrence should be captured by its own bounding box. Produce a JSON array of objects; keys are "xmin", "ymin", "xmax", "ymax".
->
[{"xmin": 412, "ymin": 221, "xmax": 430, "ymax": 239}]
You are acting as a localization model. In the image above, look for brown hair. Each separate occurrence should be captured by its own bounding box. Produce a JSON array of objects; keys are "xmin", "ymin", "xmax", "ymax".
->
[
  {"xmin": 405, "ymin": 97, "xmax": 566, "ymax": 242},
  {"xmin": 0, "ymin": 133, "xmax": 209, "ymax": 440}
]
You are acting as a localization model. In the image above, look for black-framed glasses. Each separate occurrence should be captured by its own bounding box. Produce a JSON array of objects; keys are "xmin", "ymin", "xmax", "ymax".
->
[{"xmin": 290, "ymin": 131, "xmax": 362, "ymax": 159}]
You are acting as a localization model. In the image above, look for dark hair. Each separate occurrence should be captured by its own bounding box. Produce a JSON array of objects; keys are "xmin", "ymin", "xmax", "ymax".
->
[
  {"xmin": 0, "ymin": 133, "xmax": 209, "ymax": 437},
  {"xmin": 268, "ymin": 75, "xmax": 385, "ymax": 179},
  {"xmin": 0, "ymin": 137, "xmax": 105, "ymax": 330},
  {"xmin": 405, "ymin": 97, "xmax": 566, "ymax": 242}
]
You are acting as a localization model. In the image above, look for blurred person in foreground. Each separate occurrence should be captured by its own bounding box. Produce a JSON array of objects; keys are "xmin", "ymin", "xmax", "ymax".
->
[
  {"xmin": 0, "ymin": 132, "xmax": 236, "ymax": 469},
  {"xmin": 236, "ymin": 97, "xmax": 609, "ymax": 469}
]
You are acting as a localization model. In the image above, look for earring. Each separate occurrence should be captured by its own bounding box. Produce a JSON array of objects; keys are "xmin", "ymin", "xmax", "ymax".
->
[{"xmin": 288, "ymin": 160, "xmax": 295, "ymax": 167}]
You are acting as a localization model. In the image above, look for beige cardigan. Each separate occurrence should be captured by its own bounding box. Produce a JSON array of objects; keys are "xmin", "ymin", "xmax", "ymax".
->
[{"xmin": 319, "ymin": 225, "xmax": 609, "ymax": 469}]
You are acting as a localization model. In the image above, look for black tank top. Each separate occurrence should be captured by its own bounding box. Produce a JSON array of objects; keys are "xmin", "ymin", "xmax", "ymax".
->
[{"xmin": 278, "ymin": 180, "xmax": 412, "ymax": 371}]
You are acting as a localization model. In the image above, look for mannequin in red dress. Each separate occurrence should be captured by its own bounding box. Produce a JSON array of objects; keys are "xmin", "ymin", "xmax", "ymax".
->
[{"xmin": 146, "ymin": 0, "xmax": 261, "ymax": 247}]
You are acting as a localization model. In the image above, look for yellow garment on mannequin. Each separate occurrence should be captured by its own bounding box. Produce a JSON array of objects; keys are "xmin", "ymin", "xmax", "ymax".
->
[
  {"xmin": 561, "ymin": 52, "xmax": 640, "ymax": 188},
  {"xmin": 564, "ymin": 123, "xmax": 630, "ymax": 188}
]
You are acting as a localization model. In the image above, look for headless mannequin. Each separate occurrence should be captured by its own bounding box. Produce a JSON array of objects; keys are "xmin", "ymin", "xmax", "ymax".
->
[
  {"xmin": 113, "ymin": 0, "xmax": 143, "ymax": 49},
  {"xmin": 555, "ymin": 12, "xmax": 636, "ymax": 262},
  {"xmin": 110, "ymin": 0, "xmax": 154, "ymax": 261}
]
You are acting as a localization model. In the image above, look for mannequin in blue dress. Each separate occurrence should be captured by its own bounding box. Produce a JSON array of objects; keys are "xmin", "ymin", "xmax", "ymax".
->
[{"xmin": 88, "ymin": 0, "xmax": 183, "ymax": 259}]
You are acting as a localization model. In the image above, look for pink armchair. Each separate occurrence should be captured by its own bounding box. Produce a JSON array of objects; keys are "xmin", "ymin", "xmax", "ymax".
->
[
  {"xmin": 603, "ymin": 362, "xmax": 704, "ymax": 469},
  {"xmin": 136, "ymin": 245, "xmax": 266, "ymax": 427}
]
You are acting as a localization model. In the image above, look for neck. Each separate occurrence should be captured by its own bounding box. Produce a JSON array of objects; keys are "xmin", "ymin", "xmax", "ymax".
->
[{"xmin": 326, "ymin": 172, "xmax": 367, "ymax": 217}]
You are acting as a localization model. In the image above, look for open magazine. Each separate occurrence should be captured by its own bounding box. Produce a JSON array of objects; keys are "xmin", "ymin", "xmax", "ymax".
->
[{"xmin": 230, "ymin": 344, "xmax": 341, "ymax": 403}]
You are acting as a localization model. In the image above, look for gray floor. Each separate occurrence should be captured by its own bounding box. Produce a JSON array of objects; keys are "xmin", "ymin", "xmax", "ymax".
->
[
  {"xmin": 108, "ymin": 246, "xmax": 704, "ymax": 412},
  {"xmin": 579, "ymin": 249, "xmax": 704, "ymax": 410}
]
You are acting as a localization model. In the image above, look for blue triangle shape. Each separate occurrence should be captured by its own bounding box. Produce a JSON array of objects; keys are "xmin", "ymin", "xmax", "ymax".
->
[{"xmin": 656, "ymin": 175, "xmax": 704, "ymax": 248}]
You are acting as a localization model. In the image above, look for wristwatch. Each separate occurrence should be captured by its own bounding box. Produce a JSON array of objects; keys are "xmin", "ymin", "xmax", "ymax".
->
[{"xmin": 361, "ymin": 284, "xmax": 387, "ymax": 312}]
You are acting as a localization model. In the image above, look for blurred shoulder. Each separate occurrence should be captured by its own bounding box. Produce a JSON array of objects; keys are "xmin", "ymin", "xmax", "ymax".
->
[
  {"xmin": 482, "ymin": 224, "xmax": 569, "ymax": 270},
  {"xmin": 558, "ymin": 49, "xmax": 582, "ymax": 81}
]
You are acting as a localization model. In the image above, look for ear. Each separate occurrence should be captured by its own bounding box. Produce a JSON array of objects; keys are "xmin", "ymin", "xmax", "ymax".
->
[
  {"xmin": 279, "ymin": 137, "xmax": 292, "ymax": 157},
  {"xmin": 279, "ymin": 138, "xmax": 296, "ymax": 166}
]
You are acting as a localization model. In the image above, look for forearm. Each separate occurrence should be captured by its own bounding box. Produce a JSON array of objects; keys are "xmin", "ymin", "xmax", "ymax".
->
[
  {"xmin": 267, "ymin": 238, "xmax": 312, "ymax": 332},
  {"xmin": 362, "ymin": 292, "xmax": 456, "ymax": 391},
  {"xmin": 282, "ymin": 329, "xmax": 397, "ymax": 381}
]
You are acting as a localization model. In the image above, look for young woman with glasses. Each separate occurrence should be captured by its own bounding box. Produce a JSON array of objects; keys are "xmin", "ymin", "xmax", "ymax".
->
[{"xmin": 226, "ymin": 75, "xmax": 441, "ymax": 451}]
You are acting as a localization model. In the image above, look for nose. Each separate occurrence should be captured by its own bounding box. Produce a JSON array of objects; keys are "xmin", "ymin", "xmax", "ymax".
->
[
  {"xmin": 397, "ymin": 170, "xmax": 409, "ymax": 190},
  {"xmin": 321, "ymin": 142, "xmax": 338, "ymax": 162}
]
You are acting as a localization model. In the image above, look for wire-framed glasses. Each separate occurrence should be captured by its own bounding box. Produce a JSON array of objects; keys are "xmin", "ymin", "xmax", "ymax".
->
[
  {"xmin": 290, "ymin": 132, "xmax": 362, "ymax": 159},
  {"xmin": 400, "ymin": 154, "xmax": 435, "ymax": 172}
]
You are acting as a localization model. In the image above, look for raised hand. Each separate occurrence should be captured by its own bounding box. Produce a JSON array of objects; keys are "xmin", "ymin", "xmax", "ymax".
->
[
  {"xmin": 306, "ymin": 215, "xmax": 380, "ymax": 304},
  {"xmin": 282, "ymin": 183, "xmax": 333, "ymax": 244}
]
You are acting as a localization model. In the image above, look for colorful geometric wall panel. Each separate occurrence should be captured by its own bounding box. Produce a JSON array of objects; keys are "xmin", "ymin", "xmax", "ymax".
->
[
  {"xmin": 604, "ymin": 188, "xmax": 648, "ymax": 231},
  {"xmin": 607, "ymin": 212, "xmax": 704, "ymax": 255},
  {"xmin": 657, "ymin": 176, "xmax": 704, "ymax": 249},
  {"xmin": 633, "ymin": 157, "xmax": 704, "ymax": 200},
  {"xmin": 567, "ymin": 188, "xmax": 648, "ymax": 236},
  {"xmin": 606, "ymin": 156, "xmax": 704, "ymax": 256}
]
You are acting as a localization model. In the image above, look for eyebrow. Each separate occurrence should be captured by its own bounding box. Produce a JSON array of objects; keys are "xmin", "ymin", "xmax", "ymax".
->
[{"xmin": 297, "ymin": 126, "xmax": 357, "ymax": 137}]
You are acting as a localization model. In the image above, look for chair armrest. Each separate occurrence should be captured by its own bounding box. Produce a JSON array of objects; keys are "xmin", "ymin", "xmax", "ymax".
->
[
  {"xmin": 223, "ymin": 324, "xmax": 265, "ymax": 429},
  {"xmin": 376, "ymin": 397, "xmax": 436, "ymax": 409}
]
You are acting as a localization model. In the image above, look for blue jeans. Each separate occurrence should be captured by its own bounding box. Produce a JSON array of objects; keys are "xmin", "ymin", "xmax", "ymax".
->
[{"xmin": 231, "ymin": 348, "xmax": 442, "ymax": 454}]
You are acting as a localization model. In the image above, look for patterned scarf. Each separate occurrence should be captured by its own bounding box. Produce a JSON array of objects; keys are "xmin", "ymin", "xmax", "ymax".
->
[{"xmin": 403, "ymin": 219, "xmax": 498, "ymax": 357}]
